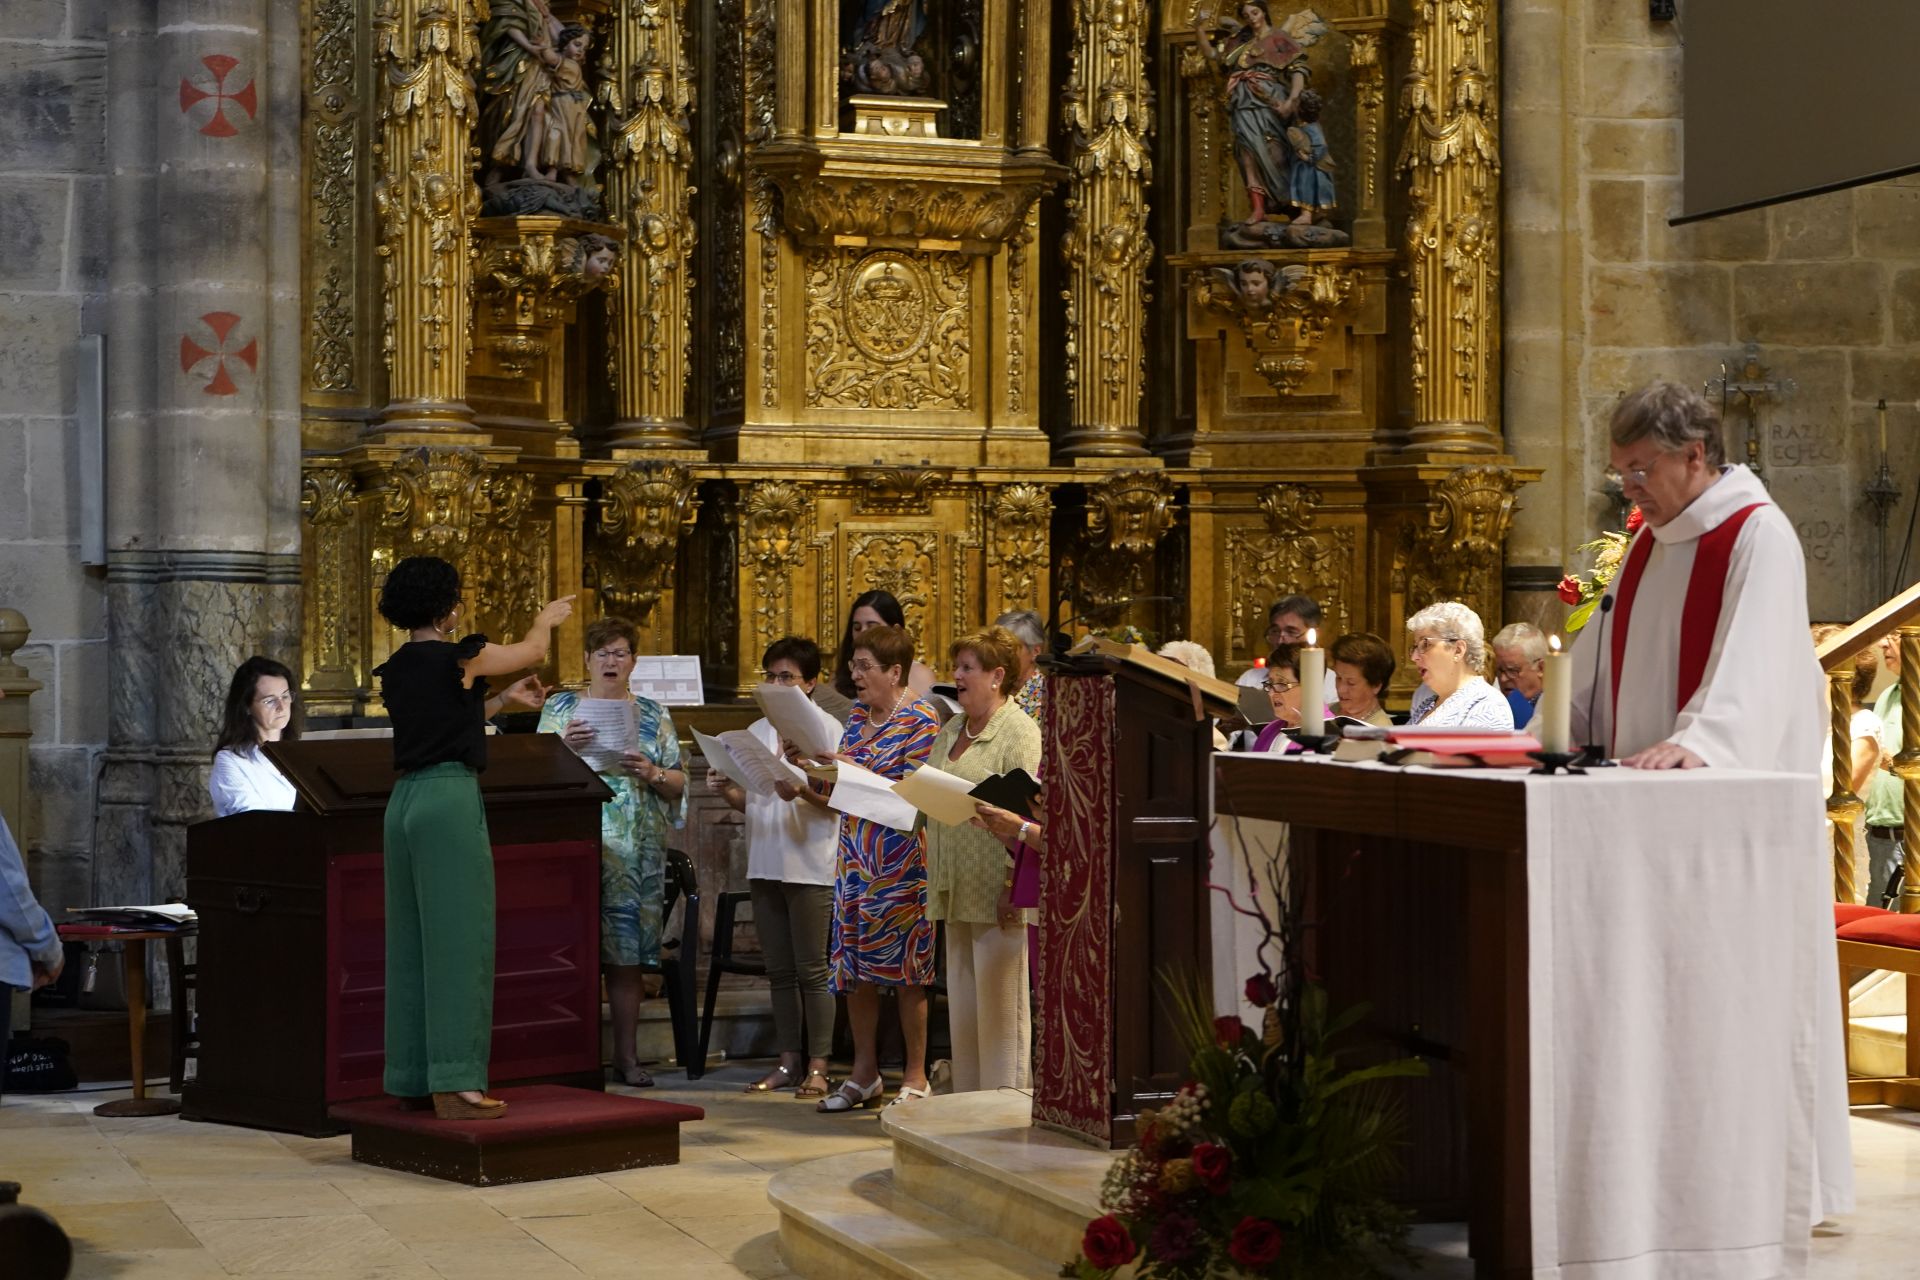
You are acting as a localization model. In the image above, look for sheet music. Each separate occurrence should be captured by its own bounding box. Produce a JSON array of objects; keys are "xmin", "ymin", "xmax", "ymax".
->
[
  {"xmin": 694, "ymin": 727, "xmax": 807, "ymax": 798},
  {"xmin": 892, "ymin": 764, "xmax": 982, "ymax": 827},
  {"xmin": 571, "ymin": 697, "xmax": 636, "ymax": 775},
  {"xmin": 753, "ymin": 683, "xmax": 843, "ymax": 759},
  {"xmin": 823, "ymin": 759, "xmax": 919, "ymax": 832},
  {"xmin": 693, "ymin": 728, "xmax": 752, "ymax": 793}
]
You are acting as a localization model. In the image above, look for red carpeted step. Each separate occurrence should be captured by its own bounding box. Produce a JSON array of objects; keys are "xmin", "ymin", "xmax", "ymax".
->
[{"xmin": 329, "ymin": 1085, "xmax": 705, "ymax": 1186}]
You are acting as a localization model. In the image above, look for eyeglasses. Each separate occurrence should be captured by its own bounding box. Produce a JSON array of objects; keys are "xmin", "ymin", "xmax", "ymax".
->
[
  {"xmin": 849, "ymin": 659, "xmax": 886, "ymax": 675},
  {"xmin": 1410, "ymin": 635, "xmax": 1460, "ymax": 657},
  {"xmin": 1495, "ymin": 661, "xmax": 1530, "ymax": 679},
  {"xmin": 254, "ymin": 693, "xmax": 295, "ymax": 711},
  {"xmin": 1602, "ymin": 466, "xmax": 1650, "ymax": 489},
  {"xmin": 1266, "ymin": 625, "xmax": 1305, "ymax": 643},
  {"xmin": 591, "ymin": 648, "xmax": 634, "ymax": 662},
  {"xmin": 1263, "ymin": 678, "xmax": 1299, "ymax": 693},
  {"xmin": 761, "ymin": 669, "xmax": 802, "ymax": 685}
]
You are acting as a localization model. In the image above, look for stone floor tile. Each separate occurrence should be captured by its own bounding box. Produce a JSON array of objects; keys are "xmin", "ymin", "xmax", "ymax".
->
[
  {"xmin": 67, "ymin": 1247, "xmax": 234, "ymax": 1279},
  {"xmin": 408, "ymin": 1235, "xmax": 587, "ymax": 1278},
  {"xmin": 54, "ymin": 1198, "xmax": 202, "ymax": 1253},
  {"xmin": 156, "ymin": 1174, "xmax": 360, "ymax": 1222},
  {"xmin": 363, "ymin": 1199, "xmax": 528, "ymax": 1245},
  {"xmin": 473, "ymin": 1177, "xmax": 639, "ymax": 1220},
  {"xmin": 188, "ymin": 1212, "xmax": 415, "ymax": 1274}
]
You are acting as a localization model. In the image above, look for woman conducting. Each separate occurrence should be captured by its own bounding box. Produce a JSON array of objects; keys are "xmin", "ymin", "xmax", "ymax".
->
[
  {"xmin": 815, "ymin": 624, "xmax": 940, "ymax": 1112},
  {"xmin": 710, "ymin": 636, "xmax": 839, "ymax": 1098},
  {"xmin": 538, "ymin": 617, "xmax": 686, "ymax": 1088},
  {"xmin": 924, "ymin": 627, "xmax": 1043, "ymax": 1093},
  {"xmin": 372, "ymin": 555, "xmax": 573, "ymax": 1120}
]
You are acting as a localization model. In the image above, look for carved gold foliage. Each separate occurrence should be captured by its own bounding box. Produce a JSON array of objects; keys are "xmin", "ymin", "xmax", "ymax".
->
[
  {"xmin": 1413, "ymin": 464, "xmax": 1518, "ymax": 618},
  {"xmin": 804, "ymin": 249, "xmax": 971, "ymax": 410},
  {"xmin": 1005, "ymin": 209, "xmax": 1035, "ymax": 413},
  {"xmin": 301, "ymin": 467, "xmax": 359, "ymax": 677},
  {"xmin": 478, "ymin": 222, "xmax": 617, "ymax": 323},
  {"xmin": 310, "ymin": 264, "xmax": 355, "ymax": 391},
  {"xmin": 1189, "ymin": 261, "xmax": 1361, "ymax": 395},
  {"xmin": 1087, "ymin": 468, "xmax": 1174, "ymax": 558},
  {"xmin": 379, "ymin": 447, "xmax": 488, "ymax": 552},
  {"xmin": 989, "ymin": 484, "xmax": 1052, "ymax": 611},
  {"xmin": 772, "ymin": 179, "xmax": 1052, "ymax": 249},
  {"xmin": 851, "ymin": 466, "xmax": 946, "ymax": 515},
  {"xmin": 1223, "ymin": 484, "xmax": 1355, "ymax": 663},
  {"xmin": 849, "ymin": 531, "xmax": 938, "ymax": 642},
  {"xmin": 744, "ymin": 0, "xmax": 779, "ymax": 407},
  {"xmin": 597, "ymin": 462, "xmax": 701, "ymax": 621},
  {"xmin": 743, "ymin": 481, "xmax": 811, "ymax": 655}
]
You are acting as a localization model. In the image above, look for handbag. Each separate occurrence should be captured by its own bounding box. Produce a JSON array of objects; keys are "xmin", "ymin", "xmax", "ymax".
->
[{"xmin": 4, "ymin": 1036, "xmax": 79, "ymax": 1093}]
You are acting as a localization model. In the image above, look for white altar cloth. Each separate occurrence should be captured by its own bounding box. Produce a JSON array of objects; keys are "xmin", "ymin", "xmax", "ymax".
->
[{"xmin": 1209, "ymin": 757, "xmax": 1846, "ymax": 1279}]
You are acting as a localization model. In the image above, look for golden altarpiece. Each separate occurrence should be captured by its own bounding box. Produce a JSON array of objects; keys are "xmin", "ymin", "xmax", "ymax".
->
[{"xmin": 296, "ymin": 0, "xmax": 1535, "ymax": 709}]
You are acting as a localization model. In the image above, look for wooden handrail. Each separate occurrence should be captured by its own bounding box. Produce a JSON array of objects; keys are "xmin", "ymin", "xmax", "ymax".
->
[{"xmin": 1816, "ymin": 581, "xmax": 1920, "ymax": 671}]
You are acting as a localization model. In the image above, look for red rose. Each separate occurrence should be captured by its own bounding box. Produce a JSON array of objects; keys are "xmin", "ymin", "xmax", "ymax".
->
[
  {"xmin": 1556, "ymin": 574, "xmax": 1583, "ymax": 605},
  {"xmin": 1190, "ymin": 1141, "xmax": 1232, "ymax": 1194},
  {"xmin": 1243, "ymin": 972, "xmax": 1278, "ymax": 1007},
  {"xmin": 1625, "ymin": 506, "xmax": 1644, "ymax": 533},
  {"xmin": 1082, "ymin": 1214, "xmax": 1138, "ymax": 1271},
  {"xmin": 1228, "ymin": 1216, "xmax": 1285, "ymax": 1269},
  {"xmin": 1214, "ymin": 1015, "xmax": 1250, "ymax": 1049}
]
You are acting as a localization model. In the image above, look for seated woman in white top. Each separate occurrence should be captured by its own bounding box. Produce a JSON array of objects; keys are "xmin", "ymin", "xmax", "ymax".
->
[
  {"xmin": 1404, "ymin": 602, "xmax": 1515, "ymax": 730},
  {"xmin": 208, "ymin": 656, "xmax": 301, "ymax": 816}
]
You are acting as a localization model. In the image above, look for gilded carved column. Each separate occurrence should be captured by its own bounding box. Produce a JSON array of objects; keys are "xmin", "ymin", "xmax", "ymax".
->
[
  {"xmin": 604, "ymin": 0, "xmax": 698, "ymax": 449},
  {"xmin": 1058, "ymin": 0, "xmax": 1153, "ymax": 459},
  {"xmin": 1896, "ymin": 624, "xmax": 1920, "ymax": 911},
  {"xmin": 1396, "ymin": 2, "xmax": 1500, "ymax": 455},
  {"xmin": 1827, "ymin": 665, "xmax": 1863, "ymax": 903},
  {"xmin": 371, "ymin": 0, "xmax": 483, "ymax": 434}
]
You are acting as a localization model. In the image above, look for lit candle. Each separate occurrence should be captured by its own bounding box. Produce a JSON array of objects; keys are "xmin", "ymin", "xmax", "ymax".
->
[
  {"xmin": 1539, "ymin": 634, "xmax": 1571, "ymax": 754},
  {"xmin": 1299, "ymin": 627, "xmax": 1326, "ymax": 735}
]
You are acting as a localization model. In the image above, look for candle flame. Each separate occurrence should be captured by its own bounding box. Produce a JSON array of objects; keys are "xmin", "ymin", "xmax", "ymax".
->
[
  {"xmin": 1306, "ymin": 627, "xmax": 1317, "ymax": 646},
  {"xmin": 1549, "ymin": 634, "xmax": 1563, "ymax": 654}
]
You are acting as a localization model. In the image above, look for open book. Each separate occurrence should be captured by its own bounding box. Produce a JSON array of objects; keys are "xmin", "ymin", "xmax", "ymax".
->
[{"xmin": 67, "ymin": 903, "xmax": 198, "ymax": 929}]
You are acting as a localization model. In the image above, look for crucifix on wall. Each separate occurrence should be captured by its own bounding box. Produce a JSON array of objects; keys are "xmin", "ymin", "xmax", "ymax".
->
[{"xmin": 1705, "ymin": 341, "xmax": 1796, "ymax": 487}]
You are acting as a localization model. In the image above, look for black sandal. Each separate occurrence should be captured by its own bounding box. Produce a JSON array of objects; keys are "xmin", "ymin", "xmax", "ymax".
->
[{"xmin": 744, "ymin": 1064, "xmax": 795, "ymax": 1093}]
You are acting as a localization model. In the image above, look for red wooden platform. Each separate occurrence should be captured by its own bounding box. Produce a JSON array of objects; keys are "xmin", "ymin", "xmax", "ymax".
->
[{"xmin": 329, "ymin": 1085, "xmax": 705, "ymax": 1186}]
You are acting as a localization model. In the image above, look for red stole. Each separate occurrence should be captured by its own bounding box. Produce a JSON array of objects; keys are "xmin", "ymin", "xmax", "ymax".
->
[{"xmin": 1607, "ymin": 503, "xmax": 1765, "ymax": 752}]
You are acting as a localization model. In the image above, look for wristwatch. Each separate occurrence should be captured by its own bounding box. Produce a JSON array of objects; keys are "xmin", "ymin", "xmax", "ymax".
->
[{"xmin": 1017, "ymin": 820, "xmax": 1032, "ymax": 845}]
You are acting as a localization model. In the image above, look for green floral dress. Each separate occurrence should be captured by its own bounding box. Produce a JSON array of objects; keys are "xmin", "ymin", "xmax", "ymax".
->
[{"xmin": 538, "ymin": 690, "xmax": 686, "ymax": 966}]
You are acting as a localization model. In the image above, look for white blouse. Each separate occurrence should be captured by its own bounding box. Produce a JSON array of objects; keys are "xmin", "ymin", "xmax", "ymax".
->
[
  {"xmin": 1406, "ymin": 676, "xmax": 1516, "ymax": 730},
  {"xmin": 742, "ymin": 718, "xmax": 839, "ymax": 885},
  {"xmin": 208, "ymin": 745, "xmax": 298, "ymax": 818}
]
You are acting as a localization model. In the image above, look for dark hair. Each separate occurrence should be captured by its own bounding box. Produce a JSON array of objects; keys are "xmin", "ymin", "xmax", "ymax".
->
[
  {"xmin": 1269, "ymin": 594, "xmax": 1323, "ymax": 627},
  {"xmin": 214, "ymin": 656, "xmax": 301, "ymax": 756},
  {"xmin": 1265, "ymin": 643, "xmax": 1301, "ymax": 678},
  {"xmin": 834, "ymin": 590, "xmax": 908, "ymax": 698},
  {"xmin": 557, "ymin": 23, "xmax": 589, "ymax": 49},
  {"xmin": 584, "ymin": 616, "xmax": 640, "ymax": 656},
  {"xmin": 853, "ymin": 624, "xmax": 915, "ymax": 690},
  {"xmin": 1295, "ymin": 89, "xmax": 1323, "ymax": 123},
  {"xmin": 377, "ymin": 556, "xmax": 461, "ymax": 631},
  {"xmin": 950, "ymin": 627, "xmax": 1023, "ymax": 698},
  {"xmin": 764, "ymin": 635, "xmax": 824, "ymax": 682},
  {"xmin": 1330, "ymin": 632, "xmax": 1395, "ymax": 695}
]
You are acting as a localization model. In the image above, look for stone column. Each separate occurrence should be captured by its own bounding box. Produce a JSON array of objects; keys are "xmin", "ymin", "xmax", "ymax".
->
[
  {"xmin": 1057, "ymin": 0, "xmax": 1153, "ymax": 459},
  {"xmin": 603, "ymin": 0, "xmax": 698, "ymax": 449},
  {"xmin": 370, "ymin": 1, "xmax": 483, "ymax": 435},
  {"xmin": 1396, "ymin": 4, "xmax": 1502, "ymax": 455},
  {"xmin": 96, "ymin": 0, "xmax": 301, "ymax": 926}
]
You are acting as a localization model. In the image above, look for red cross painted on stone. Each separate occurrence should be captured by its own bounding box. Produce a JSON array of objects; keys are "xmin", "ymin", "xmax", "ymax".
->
[
  {"xmin": 179, "ymin": 54, "xmax": 257, "ymax": 138},
  {"xmin": 180, "ymin": 312, "xmax": 259, "ymax": 396}
]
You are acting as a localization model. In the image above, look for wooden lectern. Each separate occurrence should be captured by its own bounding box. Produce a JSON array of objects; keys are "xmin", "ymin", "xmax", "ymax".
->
[
  {"xmin": 182, "ymin": 735, "xmax": 612, "ymax": 1136},
  {"xmin": 1033, "ymin": 640, "xmax": 1239, "ymax": 1148}
]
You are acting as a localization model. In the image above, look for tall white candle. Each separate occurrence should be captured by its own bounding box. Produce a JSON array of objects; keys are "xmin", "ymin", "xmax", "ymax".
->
[
  {"xmin": 1539, "ymin": 634, "xmax": 1571, "ymax": 753},
  {"xmin": 1300, "ymin": 628, "xmax": 1326, "ymax": 736}
]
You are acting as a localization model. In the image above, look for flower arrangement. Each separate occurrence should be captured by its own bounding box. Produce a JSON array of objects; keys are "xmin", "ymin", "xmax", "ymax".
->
[
  {"xmin": 1557, "ymin": 506, "xmax": 1643, "ymax": 632},
  {"xmin": 1064, "ymin": 832, "xmax": 1426, "ymax": 1280}
]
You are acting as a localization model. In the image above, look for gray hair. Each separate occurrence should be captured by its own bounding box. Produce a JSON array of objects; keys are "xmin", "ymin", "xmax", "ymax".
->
[
  {"xmin": 1155, "ymin": 640, "xmax": 1217, "ymax": 679},
  {"xmin": 1406, "ymin": 601, "xmax": 1489, "ymax": 671},
  {"xmin": 1269, "ymin": 594, "xmax": 1323, "ymax": 626},
  {"xmin": 1491, "ymin": 621, "xmax": 1549, "ymax": 664},
  {"xmin": 993, "ymin": 609, "xmax": 1046, "ymax": 649},
  {"xmin": 1609, "ymin": 381, "xmax": 1726, "ymax": 468}
]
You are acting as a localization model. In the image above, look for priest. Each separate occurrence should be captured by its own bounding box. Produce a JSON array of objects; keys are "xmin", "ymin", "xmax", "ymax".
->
[{"xmin": 1558, "ymin": 380, "xmax": 1853, "ymax": 1224}]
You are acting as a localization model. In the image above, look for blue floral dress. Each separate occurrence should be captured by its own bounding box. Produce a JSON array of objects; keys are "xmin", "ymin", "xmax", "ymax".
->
[{"xmin": 538, "ymin": 690, "xmax": 686, "ymax": 966}]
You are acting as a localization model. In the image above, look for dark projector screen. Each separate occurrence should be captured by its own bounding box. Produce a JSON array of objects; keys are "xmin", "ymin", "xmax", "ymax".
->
[{"xmin": 1681, "ymin": 0, "xmax": 1920, "ymax": 223}]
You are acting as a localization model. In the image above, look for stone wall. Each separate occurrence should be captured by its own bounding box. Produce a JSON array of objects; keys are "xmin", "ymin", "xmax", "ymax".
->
[
  {"xmin": 1503, "ymin": 0, "xmax": 1920, "ymax": 625},
  {"xmin": 0, "ymin": 2, "xmax": 109, "ymax": 910}
]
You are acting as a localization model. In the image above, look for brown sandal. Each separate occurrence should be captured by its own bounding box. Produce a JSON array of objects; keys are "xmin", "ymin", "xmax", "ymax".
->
[
  {"xmin": 794, "ymin": 1069, "xmax": 831, "ymax": 1099},
  {"xmin": 431, "ymin": 1092, "xmax": 507, "ymax": 1120},
  {"xmin": 744, "ymin": 1065, "xmax": 794, "ymax": 1093}
]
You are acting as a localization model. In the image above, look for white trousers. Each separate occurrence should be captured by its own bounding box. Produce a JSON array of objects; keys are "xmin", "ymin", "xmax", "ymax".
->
[{"xmin": 944, "ymin": 920, "xmax": 1031, "ymax": 1092}]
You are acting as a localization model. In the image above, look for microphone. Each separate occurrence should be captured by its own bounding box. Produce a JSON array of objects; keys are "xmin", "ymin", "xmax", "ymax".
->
[{"xmin": 1577, "ymin": 595, "xmax": 1616, "ymax": 767}]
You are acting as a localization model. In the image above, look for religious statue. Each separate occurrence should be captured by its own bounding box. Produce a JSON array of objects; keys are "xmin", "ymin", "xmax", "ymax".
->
[
  {"xmin": 840, "ymin": 0, "xmax": 931, "ymax": 96},
  {"xmin": 1196, "ymin": 4, "xmax": 1349, "ymax": 249},
  {"xmin": 478, "ymin": 0, "xmax": 603, "ymax": 219}
]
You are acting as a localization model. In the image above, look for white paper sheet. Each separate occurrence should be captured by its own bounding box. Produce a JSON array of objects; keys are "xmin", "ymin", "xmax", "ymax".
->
[
  {"xmin": 694, "ymin": 727, "xmax": 806, "ymax": 798},
  {"xmin": 823, "ymin": 759, "xmax": 919, "ymax": 832},
  {"xmin": 571, "ymin": 697, "xmax": 636, "ymax": 775},
  {"xmin": 753, "ymin": 683, "xmax": 843, "ymax": 759},
  {"xmin": 629, "ymin": 655, "xmax": 705, "ymax": 706},
  {"xmin": 893, "ymin": 764, "xmax": 982, "ymax": 827},
  {"xmin": 693, "ymin": 728, "xmax": 752, "ymax": 793}
]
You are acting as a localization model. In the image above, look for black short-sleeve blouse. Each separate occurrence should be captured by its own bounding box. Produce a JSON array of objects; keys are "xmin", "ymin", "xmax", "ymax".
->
[{"xmin": 373, "ymin": 634, "xmax": 491, "ymax": 773}]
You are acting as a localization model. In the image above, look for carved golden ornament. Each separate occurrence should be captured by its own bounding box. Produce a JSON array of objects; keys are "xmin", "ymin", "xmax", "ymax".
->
[
  {"xmin": 301, "ymin": 465, "xmax": 361, "ymax": 690},
  {"xmin": 848, "ymin": 94, "xmax": 943, "ymax": 139},
  {"xmin": 851, "ymin": 466, "xmax": 947, "ymax": 515},
  {"xmin": 988, "ymin": 484, "xmax": 1052, "ymax": 611},
  {"xmin": 849, "ymin": 531, "xmax": 938, "ymax": 640},
  {"xmin": 742, "ymin": 0, "xmax": 779, "ymax": 407},
  {"xmin": 310, "ymin": 265, "xmax": 355, "ymax": 391},
  {"xmin": 596, "ymin": 461, "xmax": 701, "ymax": 621},
  {"xmin": 486, "ymin": 332, "xmax": 549, "ymax": 377},
  {"xmin": 1225, "ymin": 484, "xmax": 1355, "ymax": 662},
  {"xmin": 1087, "ymin": 468, "xmax": 1175, "ymax": 558},
  {"xmin": 379, "ymin": 447, "xmax": 489, "ymax": 552},
  {"xmin": 1414, "ymin": 464, "xmax": 1519, "ymax": 607},
  {"xmin": 805, "ymin": 248, "xmax": 971, "ymax": 410},
  {"xmin": 476, "ymin": 217, "xmax": 619, "ymax": 324},
  {"xmin": 302, "ymin": 466, "xmax": 357, "ymax": 528},
  {"xmin": 743, "ymin": 481, "xmax": 812, "ymax": 654},
  {"xmin": 758, "ymin": 167, "xmax": 1060, "ymax": 255},
  {"xmin": 1188, "ymin": 261, "xmax": 1361, "ymax": 396}
]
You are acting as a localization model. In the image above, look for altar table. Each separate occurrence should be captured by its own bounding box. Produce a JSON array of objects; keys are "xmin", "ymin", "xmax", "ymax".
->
[{"xmin": 1211, "ymin": 756, "xmax": 1847, "ymax": 1279}]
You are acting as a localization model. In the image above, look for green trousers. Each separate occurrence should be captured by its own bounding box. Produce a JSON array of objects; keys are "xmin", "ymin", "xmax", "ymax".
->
[{"xmin": 383, "ymin": 763, "xmax": 495, "ymax": 1096}]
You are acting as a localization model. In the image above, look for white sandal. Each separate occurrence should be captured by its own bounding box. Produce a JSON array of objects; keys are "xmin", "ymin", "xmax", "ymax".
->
[
  {"xmin": 887, "ymin": 1083, "xmax": 932, "ymax": 1108},
  {"xmin": 817, "ymin": 1076, "xmax": 884, "ymax": 1113}
]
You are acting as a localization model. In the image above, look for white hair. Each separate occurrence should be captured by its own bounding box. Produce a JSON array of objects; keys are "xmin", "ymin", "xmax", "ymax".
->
[
  {"xmin": 1491, "ymin": 622, "xmax": 1548, "ymax": 664},
  {"xmin": 994, "ymin": 609, "xmax": 1046, "ymax": 649},
  {"xmin": 1406, "ymin": 601, "xmax": 1488, "ymax": 671},
  {"xmin": 1155, "ymin": 640, "xmax": 1217, "ymax": 679}
]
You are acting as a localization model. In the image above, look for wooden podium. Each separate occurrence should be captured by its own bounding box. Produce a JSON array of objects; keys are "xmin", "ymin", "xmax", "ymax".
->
[
  {"xmin": 1214, "ymin": 756, "xmax": 1531, "ymax": 1277},
  {"xmin": 182, "ymin": 735, "xmax": 612, "ymax": 1136},
  {"xmin": 1032, "ymin": 640, "xmax": 1239, "ymax": 1148}
]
